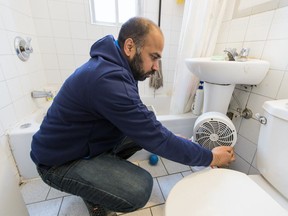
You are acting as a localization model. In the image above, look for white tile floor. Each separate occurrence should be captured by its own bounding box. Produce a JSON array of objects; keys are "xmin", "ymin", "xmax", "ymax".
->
[{"xmin": 20, "ymin": 156, "xmax": 195, "ymax": 216}]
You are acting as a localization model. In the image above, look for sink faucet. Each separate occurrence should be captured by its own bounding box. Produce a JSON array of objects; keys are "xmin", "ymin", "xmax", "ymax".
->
[
  {"xmin": 224, "ymin": 48, "xmax": 250, "ymax": 61},
  {"xmin": 31, "ymin": 90, "xmax": 53, "ymax": 100},
  {"xmin": 224, "ymin": 48, "xmax": 238, "ymax": 61}
]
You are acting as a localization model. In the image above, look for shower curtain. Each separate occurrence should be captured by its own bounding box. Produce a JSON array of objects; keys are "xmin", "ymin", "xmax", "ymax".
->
[{"xmin": 169, "ymin": 0, "xmax": 228, "ymax": 114}]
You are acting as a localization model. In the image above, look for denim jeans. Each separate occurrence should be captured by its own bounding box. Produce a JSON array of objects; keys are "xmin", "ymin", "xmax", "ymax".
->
[{"xmin": 36, "ymin": 137, "xmax": 153, "ymax": 213}]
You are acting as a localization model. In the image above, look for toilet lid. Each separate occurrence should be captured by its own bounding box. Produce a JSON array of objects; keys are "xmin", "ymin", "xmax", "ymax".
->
[{"xmin": 165, "ymin": 168, "xmax": 288, "ymax": 216}]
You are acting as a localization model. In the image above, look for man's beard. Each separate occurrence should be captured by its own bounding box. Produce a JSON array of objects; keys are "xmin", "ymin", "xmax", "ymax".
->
[{"xmin": 129, "ymin": 52, "xmax": 155, "ymax": 81}]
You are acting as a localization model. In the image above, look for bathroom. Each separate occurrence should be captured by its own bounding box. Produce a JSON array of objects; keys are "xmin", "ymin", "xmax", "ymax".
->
[{"xmin": 1, "ymin": 0, "xmax": 288, "ymax": 215}]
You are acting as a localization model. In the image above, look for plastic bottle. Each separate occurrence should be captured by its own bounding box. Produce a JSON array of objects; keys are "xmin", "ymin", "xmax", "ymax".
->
[{"xmin": 192, "ymin": 82, "xmax": 204, "ymax": 115}]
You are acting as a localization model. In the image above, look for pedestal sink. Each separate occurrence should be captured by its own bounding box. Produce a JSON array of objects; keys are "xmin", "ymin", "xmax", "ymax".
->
[{"xmin": 185, "ymin": 57, "xmax": 270, "ymax": 114}]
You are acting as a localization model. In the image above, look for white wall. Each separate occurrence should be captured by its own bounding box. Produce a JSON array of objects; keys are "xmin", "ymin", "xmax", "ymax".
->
[
  {"xmin": 215, "ymin": 0, "xmax": 288, "ymax": 174},
  {"xmin": 0, "ymin": 0, "xmax": 46, "ymax": 181}
]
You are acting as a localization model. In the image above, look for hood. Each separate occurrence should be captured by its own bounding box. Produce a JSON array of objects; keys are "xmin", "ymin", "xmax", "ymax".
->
[{"xmin": 90, "ymin": 35, "xmax": 128, "ymax": 69}]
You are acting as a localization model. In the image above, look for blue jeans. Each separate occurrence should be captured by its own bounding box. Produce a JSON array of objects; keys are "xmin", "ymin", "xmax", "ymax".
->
[{"xmin": 36, "ymin": 137, "xmax": 153, "ymax": 213}]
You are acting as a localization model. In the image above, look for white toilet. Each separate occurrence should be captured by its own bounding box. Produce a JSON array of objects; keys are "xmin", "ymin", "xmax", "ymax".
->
[{"xmin": 165, "ymin": 99, "xmax": 288, "ymax": 216}]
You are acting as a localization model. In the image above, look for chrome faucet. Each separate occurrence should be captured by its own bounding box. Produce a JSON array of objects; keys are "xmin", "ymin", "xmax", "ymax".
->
[
  {"xmin": 224, "ymin": 48, "xmax": 250, "ymax": 61},
  {"xmin": 31, "ymin": 90, "xmax": 53, "ymax": 99},
  {"xmin": 224, "ymin": 48, "xmax": 238, "ymax": 61}
]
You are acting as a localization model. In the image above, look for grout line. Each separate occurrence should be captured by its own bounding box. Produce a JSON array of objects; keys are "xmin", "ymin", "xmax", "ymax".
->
[
  {"xmin": 57, "ymin": 197, "xmax": 64, "ymax": 216},
  {"xmin": 45, "ymin": 186, "xmax": 52, "ymax": 200},
  {"xmin": 155, "ymin": 177, "xmax": 166, "ymax": 203}
]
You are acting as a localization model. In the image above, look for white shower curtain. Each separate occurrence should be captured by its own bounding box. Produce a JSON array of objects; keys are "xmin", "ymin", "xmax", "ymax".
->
[{"xmin": 169, "ymin": 0, "xmax": 228, "ymax": 114}]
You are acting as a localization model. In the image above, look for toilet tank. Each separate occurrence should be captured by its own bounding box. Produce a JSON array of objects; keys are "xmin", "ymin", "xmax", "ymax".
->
[{"xmin": 257, "ymin": 99, "xmax": 288, "ymax": 200}]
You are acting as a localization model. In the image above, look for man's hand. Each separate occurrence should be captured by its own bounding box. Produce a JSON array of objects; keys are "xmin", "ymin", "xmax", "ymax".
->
[{"xmin": 210, "ymin": 146, "xmax": 236, "ymax": 167}]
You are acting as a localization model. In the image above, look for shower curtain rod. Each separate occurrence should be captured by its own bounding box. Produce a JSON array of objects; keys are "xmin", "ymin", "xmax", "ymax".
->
[{"xmin": 158, "ymin": 0, "xmax": 162, "ymax": 27}]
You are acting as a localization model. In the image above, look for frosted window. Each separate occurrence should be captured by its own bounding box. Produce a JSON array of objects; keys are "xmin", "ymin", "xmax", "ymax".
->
[{"xmin": 89, "ymin": 0, "xmax": 139, "ymax": 26}]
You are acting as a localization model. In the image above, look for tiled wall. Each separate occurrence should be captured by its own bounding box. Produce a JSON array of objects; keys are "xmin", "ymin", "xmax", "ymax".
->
[
  {"xmin": 214, "ymin": 0, "xmax": 288, "ymax": 174},
  {"xmin": 0, "ymin": 0, "xmax": 46, "ymax": 181}
]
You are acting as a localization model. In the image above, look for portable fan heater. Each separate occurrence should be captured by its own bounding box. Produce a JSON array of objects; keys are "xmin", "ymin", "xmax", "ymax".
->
[{"xmin": 192, "ymin": 112, "xmax": 237, "ymax": 150}]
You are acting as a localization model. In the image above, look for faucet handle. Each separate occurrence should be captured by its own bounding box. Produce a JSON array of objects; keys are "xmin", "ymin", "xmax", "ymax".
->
[
  {"xmin": 25, "ymin": 37, "xmax": 33, "ymax": 54},
  {"xmin": 239, "ymin": 48, "xmax": 250, "ymax": 57}
]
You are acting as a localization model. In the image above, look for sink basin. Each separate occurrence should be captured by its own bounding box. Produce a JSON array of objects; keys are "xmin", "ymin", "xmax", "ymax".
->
[
  {"xmin": 185, "ymin": 57, "xmax": 270, "ymax": 114},
  {"xmin": 185, "ymin": 57, "xmax": 270, "ymax": 85}
]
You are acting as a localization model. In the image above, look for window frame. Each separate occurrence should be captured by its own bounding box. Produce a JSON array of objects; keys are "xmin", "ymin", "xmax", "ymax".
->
[{"xmin": 89, "ymin": 0, "xmax": 141, "ymax": 26}]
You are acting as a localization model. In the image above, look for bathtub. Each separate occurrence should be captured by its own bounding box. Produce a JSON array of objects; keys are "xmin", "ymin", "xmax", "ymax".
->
[
  {"xmin": 8, "ymin": 96, "xmax": 197, "ymax": 180},
  {"xmin": 0, "ymin": 141, "xmax": 29, "ymax": 215}
]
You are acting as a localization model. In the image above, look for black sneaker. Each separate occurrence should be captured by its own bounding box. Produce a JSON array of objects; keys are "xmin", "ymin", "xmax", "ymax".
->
[{"xmin": 84, "ymin": 200, "xmax": 117, "ymax": 216}]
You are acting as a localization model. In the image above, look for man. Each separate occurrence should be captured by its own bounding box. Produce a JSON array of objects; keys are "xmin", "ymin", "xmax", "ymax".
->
[{"xmin": 31, "ymin": 17, "xmax": 235, "ymax": 216}]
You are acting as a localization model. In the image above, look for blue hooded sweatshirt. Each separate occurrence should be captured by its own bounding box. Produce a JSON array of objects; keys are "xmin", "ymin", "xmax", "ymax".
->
[{"xmin": 31, "ymin": 35, "xmax": 213, "ymax": 167}]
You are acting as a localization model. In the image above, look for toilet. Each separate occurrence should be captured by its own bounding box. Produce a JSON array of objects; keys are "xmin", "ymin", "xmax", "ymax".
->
[{"xmin": 165, "ymin": 99, "xmax": 288, "ymax": 216}]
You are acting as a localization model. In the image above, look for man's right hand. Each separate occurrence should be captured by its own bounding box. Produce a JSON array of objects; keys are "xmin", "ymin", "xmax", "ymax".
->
[{"xmin": 210, "ymin": 146, "xmax": 236, "ymax": 167}]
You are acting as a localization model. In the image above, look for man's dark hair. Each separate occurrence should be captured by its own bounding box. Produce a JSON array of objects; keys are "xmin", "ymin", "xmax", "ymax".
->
[{"xmin": 118, "ymin": 17, "xmax": 160, "ymax": 51}]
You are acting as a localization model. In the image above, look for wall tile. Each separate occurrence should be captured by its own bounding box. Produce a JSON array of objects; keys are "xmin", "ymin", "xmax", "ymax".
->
[
  {"xmin": 0, "ymin": 65, "xmax": 4, "ymax": 81},
  {"xmin": 0, "ymin": 123, "xmax": 4, "ymax": 136},
  {"xmin": 69, "ymin": 21, "xmax": 87, "ymax": 39},
  {"xmin": 229, "ymin": 153, "xmax": 250, "ymax": 174},
  {"xmin": 60, "ymin": 69, "xmax": 73, "ymax": 82},
  {"xmin": 227, "ymin": 16, "xmax": 249, "ymax": 42},
  {"xmin": 268, "ymin": 6, "xmax": 288, "ymax": 39},
  {"xmin": 0, "ymin": 56, "xmax": 19, "ymax": 79},
  {"xmin": 20, "ymin": 74, "xmax": 33, "ymax": 95},
  {"xmin": 245, "ymin": 10, "xmax": 274, "ymax": 41},
  {"xmin": 0, "ymin": 29, "xmax": 13, "ymax": 54},
  {"xmin": 34, "ymin": 19, "xmax": 53, "ymax": 37},
  {"xmin": 243, "ymin": 41, "xmax": 265, "ymax": 59},
  {"xmin": 54, "ymin": 38, "xmax": 73, "ymax": 54},
  {"xmin": 67, "ymin": 2, "xmax": 86, "ymax": 22},
  {"xmin": 45, "ymin": 69, "xmax": 61, "ymax": 84},
  {"xmin": 29, "ymin": 0, "xmax": 50, "ymax": 19},
  {"xmin": 0, "ymin": 6, "xmax": 16, "ymax": 32},
  {"xmin": 13, "ymin": 96, "xmax": 35, "ymax": 121},
  {"xmin": 262, "ymin": 39, "xmax": 288, "ymax": 70},
  {"xmin": 41, "ymin": 54, "xmax": 59, "ymax": 70},
  {"xmin": 0, "ymin": 104, "xmax": 17, "ymax": 130},
  {"xmin": 247, "ymin": 93, "xmax": 271, "ymax": 117},
  {"xmin": 277, "ymin": 71, "xmax": 288, "ymax": 99},
  {"xmin": 230, "ymin": 88, "xmax": 250, "ymax": 111},
  {"xmin": 86, "ymin": 24, "xmax": 104, "ymax": 40},
  {"xmin": 0, "ymin": 81, "xmax": 12, "ymax": 108},
  {"xmin": 0, "ymin": 7, "xmax": 4, "ymax": 29},
  {"xmin": 234, "ymin": 135, "xmax": 257, "ymax": 164},
  {"xmin": 72, "ymin": 39, "xmax": 90, "ymax": 55},
  {"xmin": 248, "ymin": 165, "xmax": 260, "ymax": 175},
  {"xmin": 279, "ymin": 0, "xmax": 288, "ymax": 7},
  {"xmin": 6, "ymin": 77, "xmax": 24, "ymax": 102},
  {"xmin": 57, "ymin": 54, "xmax": 75, "ymax": 70},
  {"xmin": 74, "ymin": 55, "xmax": 89, "ymax": 69},
  {"xmin": 51, "ymin": 20, "xmax": 71, "ymax": 38},
  {"xmin": 252, "ymin": 69, "xmax": 284, "ymax": 98},
  {"xmin": 38, "ymin": 37, "xmax": 56, "ymax": 54},
  {"xmin": 48, "ymin": 0, "xmax": 68, "ymax": 21},
  {"xmin": 238, "ymin": 118, "xmax": 260, "ymax": 144}
]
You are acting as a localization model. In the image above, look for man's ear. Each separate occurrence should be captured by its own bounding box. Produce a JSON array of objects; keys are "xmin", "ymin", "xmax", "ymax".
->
[{"xmin": 123, "ymin": 38, "xmax": 135, "ymax": 57}]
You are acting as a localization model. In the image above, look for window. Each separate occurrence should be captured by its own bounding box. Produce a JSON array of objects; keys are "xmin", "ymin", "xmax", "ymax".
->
[{"xmin": 89, "ymin": 0, "xmax": 140, "ymax": 26}]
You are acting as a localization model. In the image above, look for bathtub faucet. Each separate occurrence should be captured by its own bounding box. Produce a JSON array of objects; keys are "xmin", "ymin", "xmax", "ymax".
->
[{"xmin": 31, "ymin": 90, "xmax": 53, "ymax": 100}]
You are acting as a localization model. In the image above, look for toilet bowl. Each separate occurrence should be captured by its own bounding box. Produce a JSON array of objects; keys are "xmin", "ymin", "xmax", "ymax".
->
[{"xmin": 165, "ymin": 99, "xmax": 288, "ymax": 216}]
